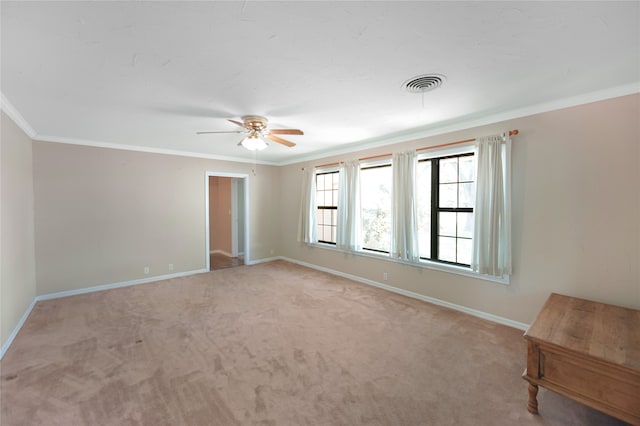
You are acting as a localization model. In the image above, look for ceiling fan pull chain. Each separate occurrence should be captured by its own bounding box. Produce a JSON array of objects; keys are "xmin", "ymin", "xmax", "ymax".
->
[{"xmin": 252, "ymin": 150, "xmax": 257, "ymax": 176}]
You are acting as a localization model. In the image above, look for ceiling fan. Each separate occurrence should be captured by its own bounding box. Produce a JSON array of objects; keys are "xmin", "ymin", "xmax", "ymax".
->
[{"xmin": 197, "ymin": 115, "xmax": 303, "ymax": 151}]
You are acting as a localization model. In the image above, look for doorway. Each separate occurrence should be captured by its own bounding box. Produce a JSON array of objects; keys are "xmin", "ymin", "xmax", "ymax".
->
[{"xmin": 205, "ymin": 172, "xmax": 249, "ymax": 271}]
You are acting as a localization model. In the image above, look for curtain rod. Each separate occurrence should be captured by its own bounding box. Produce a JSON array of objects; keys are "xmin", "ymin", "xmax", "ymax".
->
[
  {"xmin": 310, "ymin": 129, "xmax": 519, "ymax": 170},
  {"xmin": 314, "ymin": 161, "xmax": 342, "ymax": 169},
  {"xmin": 416, "ymin": 129, "xmax": 519, "ymax": 152},
  {"xmin": 315, "ymin": 151, "xmax": 392, "ymax": 168},
  {"xmin": 358, "ymin": 153, "xmax": 393, "ymax": 162}
]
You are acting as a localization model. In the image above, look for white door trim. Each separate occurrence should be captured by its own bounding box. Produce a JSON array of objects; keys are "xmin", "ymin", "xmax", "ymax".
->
[
  {"xmin": 231, "ymin": 179, "xmax": 239, "ymax": 257},
  {"xmin": 205, "ymin": 172, "xmax": 250, "ymax": 271}
]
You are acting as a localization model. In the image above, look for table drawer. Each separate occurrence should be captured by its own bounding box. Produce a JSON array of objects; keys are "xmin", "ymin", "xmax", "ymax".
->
[{"xmin": 541, "ymin": 348, "xmax": 640, "ymax": 417}]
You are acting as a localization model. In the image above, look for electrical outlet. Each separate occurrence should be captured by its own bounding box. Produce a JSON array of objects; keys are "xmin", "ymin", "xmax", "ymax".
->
[
  {"xmin": 144, "ymin": 266, "xmax": 149, "ymax": 274},
  {"xmin": 168, "ymin": 264, "xmax": 174, "ymax": 271},
  {"xmin": 383, "ymin": 272, "xmax": 389, "ymax": 281}
]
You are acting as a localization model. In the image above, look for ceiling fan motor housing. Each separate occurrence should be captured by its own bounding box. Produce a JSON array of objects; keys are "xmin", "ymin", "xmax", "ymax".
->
[{"xmin": 242, "ymin": 115, "xmax": 268, "ymax": 131}]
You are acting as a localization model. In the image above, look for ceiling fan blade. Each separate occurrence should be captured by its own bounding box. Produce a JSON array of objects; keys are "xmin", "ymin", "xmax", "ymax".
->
[
  {"xmin": 266, "ymin": 134, "xmax": 296, "ymax": 147},
  {"xmin": 268, "ymin": 129, "xmax": 304, "ymax": 135},
  {"xmin": 197, "ymin": 130, "xmax": 246, "ymax": 134},
  {"xmin": 228, "ymin": 119, "xmax": 246, "ymax": 128}
]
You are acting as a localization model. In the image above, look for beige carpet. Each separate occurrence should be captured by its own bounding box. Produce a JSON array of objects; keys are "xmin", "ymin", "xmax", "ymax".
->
[{"xmin": 0, "ymin": 261, "xmax": 628, "ymax": 425}]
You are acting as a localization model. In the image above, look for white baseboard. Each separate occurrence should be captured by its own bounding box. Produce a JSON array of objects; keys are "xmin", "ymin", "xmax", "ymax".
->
[
  {"xmin": 280, "ymin": 256, "xmax": 529, "ymax": 331},
  {"xmin": 1, "ymin": 298, "xmax": 37, "ymax": 360},
  {"xmin": 245, "ymin": 256, "xmax": 281, "ymax": 266},
  {"xmin": 36, "ymin": 269, "xmax": 207, "ymax": 302}
]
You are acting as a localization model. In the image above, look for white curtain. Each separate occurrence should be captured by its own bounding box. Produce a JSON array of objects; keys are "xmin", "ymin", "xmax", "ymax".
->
[
  {"xmin": 336, "ymin": 160, "xmax": 361, "ymax": 251},
  {"xmin": 391, "ymin": 150, "xmax": 420, "ymax": 262},
  {"xmin": 297, "ymin": 167, "xmax": 317, "ymax": 243},
  {"xmin": 471, "ymin": 134, "xmax": 512, "ymax": 276}
]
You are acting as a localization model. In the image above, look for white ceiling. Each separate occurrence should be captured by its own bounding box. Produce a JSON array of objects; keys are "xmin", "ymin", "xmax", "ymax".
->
[{"xmin": 2, "ymin": 1, "xmax": 639, "ymax": 165}]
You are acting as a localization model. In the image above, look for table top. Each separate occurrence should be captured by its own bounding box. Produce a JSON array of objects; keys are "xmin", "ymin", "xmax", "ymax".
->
[{"xmin": 524, "ymin": 293, "xmax": 640, "ymax": 371}]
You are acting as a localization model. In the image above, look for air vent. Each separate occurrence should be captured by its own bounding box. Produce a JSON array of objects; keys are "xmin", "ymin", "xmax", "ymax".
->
[{"xmin": 403, "ymin": 74, "xmax": 446, "ymax": 93}]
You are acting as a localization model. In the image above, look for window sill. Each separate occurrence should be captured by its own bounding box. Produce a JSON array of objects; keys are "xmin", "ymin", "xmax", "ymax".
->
[{"xmin": 307, "ymin": 242, "xmax": 510, "ymax": 285}]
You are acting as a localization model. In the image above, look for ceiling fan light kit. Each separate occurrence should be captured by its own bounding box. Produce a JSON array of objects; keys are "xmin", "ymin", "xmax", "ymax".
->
[
  {"xmin": 198, "ymin": 115, "xmax": 303, "ymax": 151},
  {"xmin": 240, "ymin": 132, "xmax": 268, "ymax": 151}
]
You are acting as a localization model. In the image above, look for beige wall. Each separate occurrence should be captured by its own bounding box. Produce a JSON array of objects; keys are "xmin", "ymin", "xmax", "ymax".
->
[
  {"xmin": 3, "ymin": 93, "xmax": 638, "ymax": 346},
  {"xmin": 209, "ymin": 176, "xmax": 232, "ymax": 255},
  {"xmin": 1, "ymin": 111, "xmax": 37, "ymax": 351},
  {"xmin": 279, "ymin": 94, "xmax": 640, "ymax": 325},
  {"xmin": 33, "ymin": 142, "xmax": 281, "ymax": 295}
]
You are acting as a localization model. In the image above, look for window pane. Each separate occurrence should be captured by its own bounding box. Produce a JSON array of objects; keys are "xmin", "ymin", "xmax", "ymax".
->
[
  {"xmin": 459, "ymin": 156, "xmax": 475, "ymax": 182},
  {"xmin": 439, "ymin": 183, "xmax": 457, "ymax": 207},
  {"xmin": 332, "ymin": 189, "xmax": 338, "ymax": 206},
  {"xmin": 324, "ymin": 174, "xmax": 333, "ymax": 192},
  {"xmin": 321, "ymin": 190, "xmax": 327, "ymax": 206},
  {"xmin": 439, "ymin": 212, "xmax": 456, "ymax": 237},
  {"xmin": 332, "ymin": 172, "xmax": 339, "ymax": 189},
  {"xmin": 360, "ymin": 165, "xmax": 392, "ymax": 252},
  {"xmin": 323, "ymin": 209, "xmax": 332, "ymax": 225},
  {"xmin": 457, "ymin": 238, "xmax": 472, "ymax": 265},
  {"xmin": 440, "ymin": 158, "xmax": 458, "ymax": 183},
  {"xmin": 416, "ymin": 161, "xmax": 431, "ymax": 259},
  {"xmin": 316, "ymin": 210, "xmax": 323, "ymax": 225},
  {"xmin": 458, "ymin": 182, "xmax": 475, "ymax": 208},
  {"xmin": 326, "ymin": 225, "xmax": 333, "ymax": 242},
  {"xmin": 458, "ymin": 212, "xmax": 474, "ymax": 239},
  {"xmin": 439, "ymin": 236, "xmax": 456, "ymax": 263},
  {"xmin": 331, "ymin": 225, "xmax": 337, "ymax": 243},
  {"xmin": 316, "ymin": 174, "xmax": 325, "ymax": 190}
]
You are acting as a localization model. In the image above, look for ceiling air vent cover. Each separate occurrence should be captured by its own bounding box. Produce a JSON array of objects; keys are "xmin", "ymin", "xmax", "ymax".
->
[{"xmin": 403, "ymin": 74, "xmax": 446, "ymax": 93}]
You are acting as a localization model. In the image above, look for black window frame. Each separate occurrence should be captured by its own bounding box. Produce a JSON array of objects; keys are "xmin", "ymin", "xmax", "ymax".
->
[
  {"xmin": 419, "ymin": 152, "xmax": 475, "ymax": 267},
  {"xmin": 315, "ymin": 170, "xmax": 339, "ymax": 245}
]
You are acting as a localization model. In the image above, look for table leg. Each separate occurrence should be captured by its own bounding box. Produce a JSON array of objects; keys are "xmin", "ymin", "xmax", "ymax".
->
[{"xmin": 527, "ymin": 383, "xmax": 539, "ymax": 414}]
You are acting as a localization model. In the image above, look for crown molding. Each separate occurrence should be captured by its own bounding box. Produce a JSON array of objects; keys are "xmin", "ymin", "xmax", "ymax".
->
[
  {"xmin": 0, "ymin": 92, "xmax": 37, "ymax": 138},
  {"xmin": 32, "ymin": 134, "xmax": 279, "ymax": 166},
  {"xmin": 3, "ymin": 83, "xmax": 639, "ymax": 167},
  {"xmin": 278, "ymin": 82, "xmax": 640, "ymax": 166}
]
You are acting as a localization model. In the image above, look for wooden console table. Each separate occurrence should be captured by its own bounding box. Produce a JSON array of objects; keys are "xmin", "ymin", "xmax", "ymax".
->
[{"xmin": 523, "ymin": 293, "xmax": 640, "ymax": 425}]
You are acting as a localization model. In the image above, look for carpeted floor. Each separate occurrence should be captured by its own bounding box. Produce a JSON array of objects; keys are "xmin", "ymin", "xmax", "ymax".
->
[{"xmin": 0, "ymin": 261, "xmax": 628, "ymax": 425}]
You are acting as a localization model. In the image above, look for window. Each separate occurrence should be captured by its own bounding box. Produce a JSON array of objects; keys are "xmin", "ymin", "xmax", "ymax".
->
[
  {"xmin": 360, "ymin": 164, "xmax": 392, "ymax": 253},
  {"xmin": 310, "ymin": 152, "xmax": 476, "ymax": 267},
  {"xmin": 300, "ymin": 135, "xmax": 511, "ymax": 282},
  {"xmin": 315, "ymin": 171, "xmax": 338, "ymax": 244},
  {"xmin": 417, "ymin": 153, "xmax": 475, "ymax": 266}
]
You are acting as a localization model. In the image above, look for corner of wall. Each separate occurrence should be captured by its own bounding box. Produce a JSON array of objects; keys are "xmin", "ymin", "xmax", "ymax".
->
[{"xmin": 1, "ymin": 110, "xmax": 38, "ymax": 356}]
